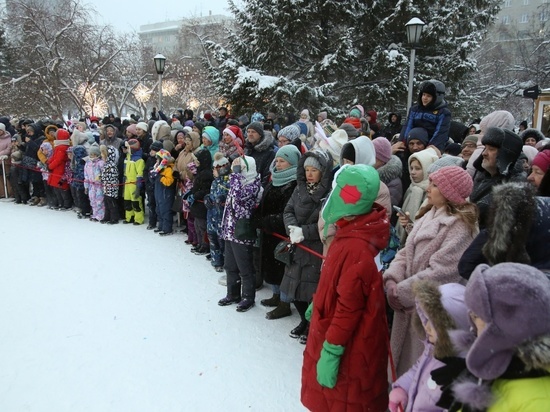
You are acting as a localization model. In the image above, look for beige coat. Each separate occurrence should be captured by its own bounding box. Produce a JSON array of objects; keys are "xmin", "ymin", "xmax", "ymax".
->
[{"xmin": 383, "ymin": 206, "xmax": 476, "ymax": 377}]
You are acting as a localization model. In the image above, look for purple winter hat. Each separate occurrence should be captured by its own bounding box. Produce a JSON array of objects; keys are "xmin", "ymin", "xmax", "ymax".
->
[{"xmin": 465, "ymin": 263, "xmax": 550, "ymax": 380}]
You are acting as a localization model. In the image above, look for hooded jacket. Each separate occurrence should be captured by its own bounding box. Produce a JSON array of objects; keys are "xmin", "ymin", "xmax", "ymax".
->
[
  {"xmin": 301, "ymin": 204, "xmax": 390, "ymax": 412},
  {"xmin": 244, "ymin": 131, "xmax": 276, "ymax": 187},
  {"xmin": 383, "ymin": 112, "xmax": 403, "ymax": 140},
  {"xmin": 400, "ymin": 80, "xmax": 451, "ymax": 151},
  {"xmin": 393, "ymin": 281, "xmax": 469, "ymax": 412}
]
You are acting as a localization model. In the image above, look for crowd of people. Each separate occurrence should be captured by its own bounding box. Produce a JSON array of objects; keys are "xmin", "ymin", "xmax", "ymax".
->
[{"xmin": 1, "ymin": 79, "xmax": 550, "ymax": 411}]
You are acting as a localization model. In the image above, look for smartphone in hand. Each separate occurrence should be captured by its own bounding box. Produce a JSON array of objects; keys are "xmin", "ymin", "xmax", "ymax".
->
[{"xmin": 393, "ymin": 205, "xmax": 411, "ymax": 221}]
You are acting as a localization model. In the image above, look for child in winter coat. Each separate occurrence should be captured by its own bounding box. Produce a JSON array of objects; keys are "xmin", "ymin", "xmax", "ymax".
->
[
  {"xmin": 205, "ymin": 153, "xmax": 231, "ymax": 271},
  {"xmin": 396, "ymin": 146, "xmax": 439, "ymax": 243},
  {"xmin": 122, "ymin": 139, "xmax": 145, "ymax": 225},
  {"xmin": 217, "ymin": 155, "xmax": 263, "ymax": 312},
  {"xmin": 9, "ymin": 148, "xmax": 27, "ymax": 204},
  {"xmin": 47, "ymin": 129, "xmax": 72, "ymax": 210},
  {"xmin": 152, "ymin": 149, "xmax": 176, "ymax": 235},
  {"xmin": 443, "ymin": 263, "xmax": 550, "ymax": 411},
  {"xmin": 388, "ymin": 281, "xmax": 469, "ymax": 412},
  {"xmin": 301, "ymin": 164, "xmax": 389, "ymax": 412},
  {"xmin": 84, "ymin": 144, "xmax": 105, "ymax": 222},
  {"xmin": 100, "ymin": 145, "xmax": 120, "ymax": 224},
  {"xmin": 38, "ymin": 141, "xmax": 56, "ymax": 208},
  {"xmin": 71, "ymin": 145, "xmax": 91, "ymax": 219}
]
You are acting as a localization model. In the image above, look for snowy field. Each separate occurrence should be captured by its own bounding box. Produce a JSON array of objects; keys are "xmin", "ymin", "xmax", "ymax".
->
[{"xmin": 0, "ymin": 200, "xmax": 307, "ymax": 411}]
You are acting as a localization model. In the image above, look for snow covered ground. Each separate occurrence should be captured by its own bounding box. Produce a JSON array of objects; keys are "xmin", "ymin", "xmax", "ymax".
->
[{"xmin": 0, "ymin": 200, "xmax": 307, "ymax": 411}]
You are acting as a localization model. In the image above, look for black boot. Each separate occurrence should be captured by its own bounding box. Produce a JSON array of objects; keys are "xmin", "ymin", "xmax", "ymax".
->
[
  {"xmin": 289, "ymin": 320, "xmax": 309, "ymax": 338},
  {"xmin": 260, "ymin": 293, "xmax": 280, "ymax": 307},
  {"xmin": 265, "ymin": 301, "xmax": 291, "ymax": 320}
]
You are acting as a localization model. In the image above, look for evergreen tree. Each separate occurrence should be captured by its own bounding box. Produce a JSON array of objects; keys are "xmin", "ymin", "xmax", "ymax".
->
[{"xmin": 207, "ymin": 0, "xmax": 501, "ymax": 117}]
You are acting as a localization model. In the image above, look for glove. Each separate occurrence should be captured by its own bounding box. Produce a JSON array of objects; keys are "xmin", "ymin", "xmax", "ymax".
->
[
  {"xmin": 288, "ymin": 225, "xmax": 304, "ymax": 244},
  {"xmin": 172, "ymin": 170, "xmax": 180, "ymax": 179},
  {"xmin": 316, "ymin": 341, "xmax": 345, "ymax": 388},
  {"xmin": 305, "ymin": 301, "xmax": 313, "ymax": 321},
  {"xmin": 388, "ymin": 387, "xmax": 408, "ymax": 412}
]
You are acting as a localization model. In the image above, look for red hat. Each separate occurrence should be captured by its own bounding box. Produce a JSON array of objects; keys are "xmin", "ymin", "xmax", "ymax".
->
[
  {"xmin": 56, "ymin": 129, "xmax": 70, "ymax": 140},
  {"xmin": 532, "ymin": 149, "xmax": 550, "ymax": 174},
  {"xmin": 223, "ymin": 125, "xmax": 245, "ymax": 146}
]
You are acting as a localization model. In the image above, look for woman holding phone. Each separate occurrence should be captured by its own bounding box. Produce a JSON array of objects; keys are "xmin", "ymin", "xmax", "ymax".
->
[{"xmin": 383, "ymin": 166, "xmax": 478, "ymax": 377}]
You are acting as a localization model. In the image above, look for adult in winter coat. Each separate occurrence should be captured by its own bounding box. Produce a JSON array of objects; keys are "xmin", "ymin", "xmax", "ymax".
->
[
  {"xmin": 0, "ymin": 123, "xmax": 12, "ymax": 198},
  {"xmin": 21, "ymin": 123, "xmax": 46, "ymax": 205},
  {"xmin": 218, "ymin": 155, "xmax": 263, "ymax": 312},
  {"xmin": 253, "ymin": 144, "xmax": 300, "ymax": 320},
  {"xmin": 47, "ymin": 129, "xmax": 72, "ymax": 209},
  {"xmin": 301, "ymin": 164, "xmax": 390, "ymax": 412},
  {"xmin": 382, "ymin": 112, "xmax": 403, "ymax": 140},
  {"xmin": 122, "ymin": 139, "xmax": 145, "ymax": 225},
  {"xmin": 190, "ymin": 148, "xmax": 214, "ymax": 254},
  {"xmin": 281, "ymin": 149, "xmax": 333, "ymax": 343},
  {"xmin": 400, "ymin": 80, "xmax": 452, "ymax": 152},
  {"xmin": 458, "ymin": 182, "xmax": 550, "ymax": 280},
  {"xmin": 144, "ymin": 140, "xmax": 163, "ymax": 230},
  {"xmin": 244, "ymin": 122, "xmax": 276, "ymax": 187},
  {"xmin": 469, "ymin": 127, "xmax": 525, "ymax": 229},
  {"xmin": 448, "ymin": 263, "xmax": 550, "ymax": 411},
  {"xmin": 388, "ymin": 281, "xmax": 469, "ymax": 412},
  {"xmin": 383, "ymin": 166, "xmax": 478, "ymax": 377},
  {"xmin": 200, "ymin": 126, "xmax": 220, "ymax": 160},
  {"xmin": 152, "ymin": 149, "xmax": 176, "ymax": 235}
]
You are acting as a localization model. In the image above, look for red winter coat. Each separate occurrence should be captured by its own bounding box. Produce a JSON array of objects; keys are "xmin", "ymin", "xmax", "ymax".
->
[
  {"xmin": 47, "ymin": 141, "xmax": 70, "ymax": 190},
  {"xmin": 301, "ymin": 204, "xmax": 390, "ymax": 412}
]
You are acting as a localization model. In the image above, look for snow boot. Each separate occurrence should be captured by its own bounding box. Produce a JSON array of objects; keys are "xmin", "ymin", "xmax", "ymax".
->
[
  {"xmin": 265, "ymin": 301, "xmax": 291, "ymax": 320},
  {"xmin": 236, "ymin": 298, "xmax": 255, "ymax": 312},
  {"xmin": 260, "ymin": 293, "xmax": 281, "ymax": 307},
  {"xmin": 289, "ymin": 320, "xmax": 309, "ymax": 339}
]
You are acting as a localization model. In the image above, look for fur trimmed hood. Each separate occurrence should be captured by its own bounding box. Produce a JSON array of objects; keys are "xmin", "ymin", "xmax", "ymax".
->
[
  {"xmin": 413, "ymin": 280, "xmax": 470, "ymax": 359},
  {"xmin": 377, "ymin": 154, "xmax": 402, "ymax": 184}
]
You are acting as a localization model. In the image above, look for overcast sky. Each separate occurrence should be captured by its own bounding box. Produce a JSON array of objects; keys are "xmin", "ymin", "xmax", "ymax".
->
[{"xmin": 87, "ymin": 0, "xmax": 235, "ymax": 32}]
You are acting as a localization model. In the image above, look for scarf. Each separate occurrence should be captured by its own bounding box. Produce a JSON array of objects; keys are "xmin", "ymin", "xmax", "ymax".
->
[
  {"xmin": 307, "ymin": 181, "xmax": 320, "ymax": 195},
  {"xmin": 271, "ymin": 165, "xmax": 297, "ymax": 187}
]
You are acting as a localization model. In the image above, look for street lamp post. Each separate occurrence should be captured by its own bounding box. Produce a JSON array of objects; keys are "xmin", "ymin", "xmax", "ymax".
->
[
  {"xmin": 153, "ymin": 54, "xmax": 166, "ymax": 111},
  {"xmin": 405, "ymin": 18, "xmax": 425, "ymax": 113}
]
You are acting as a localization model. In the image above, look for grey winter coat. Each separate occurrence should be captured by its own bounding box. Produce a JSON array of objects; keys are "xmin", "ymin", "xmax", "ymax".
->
[{"xmin": 280, "ymin": 150, "xmax": 332, "ymax": 302}]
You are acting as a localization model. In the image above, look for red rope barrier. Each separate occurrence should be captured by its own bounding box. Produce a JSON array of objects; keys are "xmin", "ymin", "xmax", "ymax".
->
[{"xmin": 268, "ymin": 230, "xmax": 326, "ymax": 260}]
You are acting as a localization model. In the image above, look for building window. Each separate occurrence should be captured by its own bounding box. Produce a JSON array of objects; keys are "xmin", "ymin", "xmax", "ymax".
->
[
  {"xmin": 504, "ymin": 0, "xmax": 512, "ymax": 6},
  {"xmin": 502, "ymin": 15, "xmax": 510, "ymax": 24},
  {"xmin": 520, "ymin": 14, "xmax": 529, "ymax": 23},
  {"xmin": 541, "ymin": 11, "xmax": 549, "ymax": 21},
  {"xmin": 523, "ymin": 0, "xmax": 529, "ymax": 4}
]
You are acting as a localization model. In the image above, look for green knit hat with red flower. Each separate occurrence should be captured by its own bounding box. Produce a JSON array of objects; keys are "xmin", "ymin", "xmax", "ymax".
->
[{"xmin": 322, "ymin": 164, "xmax": 380, "ymax": 225}]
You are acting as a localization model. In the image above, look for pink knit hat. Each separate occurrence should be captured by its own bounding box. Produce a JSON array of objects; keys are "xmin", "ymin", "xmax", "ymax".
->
[
  {"xmin": 429, "ymin": 166, "xmax": 473, "ymax": 204},
  {"xmin": 532, "ymin": 149, "xmax": 550, "ymax": 174},
  {"xmin": 372, "ymin": 137, "xmax": 392, "ymax": 164}
]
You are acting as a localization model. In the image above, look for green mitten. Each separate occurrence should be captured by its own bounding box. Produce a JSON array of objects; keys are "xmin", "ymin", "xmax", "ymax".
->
[
  {"xmin": 305, "ymin": 301, "xmax": 313, "ymax": 321},
  {"xmin": 316, "ymin": 341, "xmax": 345, "ymax": 388}
]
